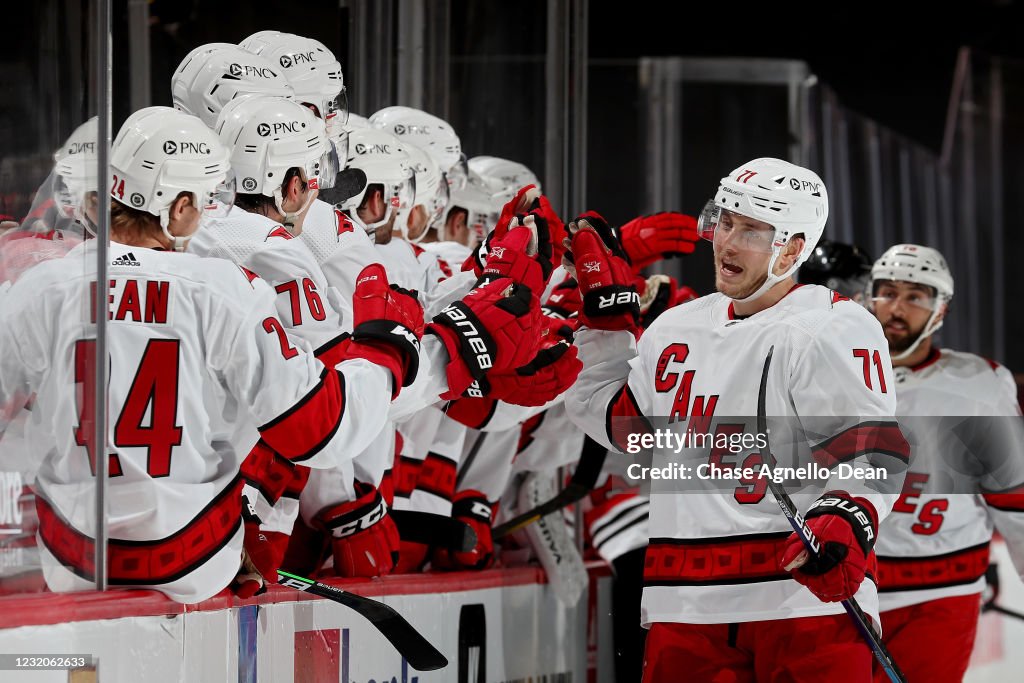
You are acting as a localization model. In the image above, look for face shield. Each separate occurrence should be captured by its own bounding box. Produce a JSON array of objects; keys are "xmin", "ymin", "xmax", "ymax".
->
[
  {"xmin": 430, "ymin": 173, "xmax": 451, "ymax": 228},
  {"xmin": 868, "ymin": 282, "xmax": 938, "ymax": 313},
  {"xmin": 308, "ymin": 140, "xmax": 342, "ymax": 190},
  {"xmin": 323, "ymin": 88, "xmax": 349, "ymax": 138},
  {"xmin": 698, "ymin": 200, "xmax": 777, "ymax": 254},
  {"xmin": 447, "ymin": 154, "xmax": 469, "ymax": 192},
  {"xmin": 197, "ymin": 171, "xmax": 237, "ymax": 220}
]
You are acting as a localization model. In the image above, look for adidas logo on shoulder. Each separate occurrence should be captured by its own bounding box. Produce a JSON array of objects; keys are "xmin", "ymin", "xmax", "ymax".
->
[{"xmin": 111, "ymin": 252, "xmax": 141, "ymax": 267}]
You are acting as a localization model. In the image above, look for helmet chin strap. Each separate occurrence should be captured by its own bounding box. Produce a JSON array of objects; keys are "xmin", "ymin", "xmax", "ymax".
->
[
  {"xmin": 274, "ymin": 187, "xmax": 317, "ymax": 232},
  {"xmin": 732, "ymin": 249, "xmax": 801, "ymax": 304},
  {"xmin": 890, "ymin": 308, "xmax": 944, "ymax": 361},
  {"xmin": 159, "ymin": 209, "xmax": 192, "ymax": 252},
  {"xmin": 361, "ymin": 206, "xmax": 395, "ymax": 235}
]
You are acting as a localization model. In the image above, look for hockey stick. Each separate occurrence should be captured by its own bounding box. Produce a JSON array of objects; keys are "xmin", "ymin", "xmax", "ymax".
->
[
  {"xmin": 983, "ymin": 602, "xmax": 1024, "ymax": 622},
  {"xmin": 391, "ymin": 509, "xmax": 478, "ymax": 552},
  {"xmin": 276, "ymin": 570, "xmax": 448, "ymax": 671},
  {"xmin": 493, "ymin": 435, "xmax": 608, "ymax": 538},
  {"xmin": 757, "ymin": 347, "xmax": 907, "ymax": 683}
]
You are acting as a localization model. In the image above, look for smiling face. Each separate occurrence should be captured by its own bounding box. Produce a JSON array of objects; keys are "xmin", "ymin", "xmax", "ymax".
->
[
  {"xmin": 871, "ymin": 280, "xmax": 940, "ymax": 352},
  {"xmin": 712, "ymin": 210, "xmax": 778, "ymax": 299}
]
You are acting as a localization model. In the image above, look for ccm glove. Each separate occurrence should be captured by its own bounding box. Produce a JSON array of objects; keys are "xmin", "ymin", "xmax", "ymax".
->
[
  {"xmin": 344, "ymin": 264, "xmax": 424, "ymax": 397},
  {"xmin": 432, "ymin": 491, "xmax": 496, "ymax": 570},
  {"xmin": 319, "ymin": 482, "xmax": 400, "ymax": 578},
  {"xmin": 780, "ymin": 492, "xmax": 878, "ymax": 602}
]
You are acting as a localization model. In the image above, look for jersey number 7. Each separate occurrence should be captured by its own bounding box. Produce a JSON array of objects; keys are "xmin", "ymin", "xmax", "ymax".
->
[{"xmin": 73, "ymin": 339, "xmax": 183, "ymax": 477}]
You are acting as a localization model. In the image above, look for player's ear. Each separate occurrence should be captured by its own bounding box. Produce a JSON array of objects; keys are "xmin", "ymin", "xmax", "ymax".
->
[
  {"xmin": 774, "ymin": 234, "xmax": 805, "ymax": 274},
  {"xmin": 169, "ymin": 192, "xmax": 194, "ymax": 220}
]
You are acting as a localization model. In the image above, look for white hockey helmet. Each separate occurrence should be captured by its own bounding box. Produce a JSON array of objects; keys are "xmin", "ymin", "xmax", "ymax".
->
[
  {"xmin": 697, "ymin": 157, "xmax": 828, "ymax": 303},
  {"xmin": 53, "ymin": 117, "xmax": 100, "ymax": 229},
  {"xmin": 870, "ymin": 243, "xmax": 954, "ymax": 359},
  {"xmin": 216, "ymin": 96, "xmax": 339, "ymax": 220},
  {"xmin": 446, "ymin": 170, "xmax": 502, "ymax": 247},
  {"xmin": 344, "ymin": 112, "xmax": 371, "ymax": 131},
  {"xmin": 110, "ymin": 106, "xmax": 234, "ymax": 251},
  {"xmin": 340, "ymin": 128, "xmax": 416, "ymax": 234},
  {"xmin": 171, "ymin": 44, "xmax": 294, "ymax": 128},
  {"xmin": 239, "ymin": 31, "xmax": 348, "ymax": 140},
  {"xmin": 404, "ymin": 143, "xmax": 449, "ymax": 239},
  {"xmin": 468, "ymin": 155, "xmax": 541, "ymax": 202},
  {"xmin": 369, "ymin": 106, "xmax": 467, "ymax": 191}
]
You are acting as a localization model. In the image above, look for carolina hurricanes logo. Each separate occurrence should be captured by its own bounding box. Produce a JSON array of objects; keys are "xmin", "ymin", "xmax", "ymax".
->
[
  {"xmin": 266, "ymin": 226, "xmax": 293, "ymax": 240},
  {"xmin": 334, "ymin": 209, "xmax": 354, "ymax": 235},
  {"xmin": 390, "ymin": 196, "xmax": 401, "ymax": 208},
  {"xmin": 308, "ymin": 177, "xmax": 319, "ymax": 190}
]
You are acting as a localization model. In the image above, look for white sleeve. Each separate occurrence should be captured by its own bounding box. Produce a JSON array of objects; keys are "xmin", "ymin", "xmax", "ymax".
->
[
  {"xmin": 564, "ymin": 327, "xmax": 650, "ymax": 453},
  {"xmin": 789, "ymin": 304, "xmax": 910, "ymax": 523},
  {"xmin": 211, "ymin": 277, "xmax": 392, "ymax": 471}
]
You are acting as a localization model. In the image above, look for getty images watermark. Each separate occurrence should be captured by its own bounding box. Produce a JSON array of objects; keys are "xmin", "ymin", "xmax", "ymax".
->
[{"xmin": 621, "ymin": 427, "xmax": 889, "ymax": 484}]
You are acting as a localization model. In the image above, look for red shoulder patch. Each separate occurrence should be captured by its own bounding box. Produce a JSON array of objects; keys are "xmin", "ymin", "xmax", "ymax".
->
[
  {"xmin": 266, "ymin": 226, "xmax": 293, "ymax": 241},
  {"xmin": 410, "ymin": 243, "xmax": 425, "ymax": 257},
  {"xmin": 239, "ymin": 266, "xmax": 261, "ymax": 285},
  {"xmin": 437, "ymin": 258, "xmax": 453, "ymax": 278},
  {"xmin": 334, "ymin": 209, "xmax": 355, "ymax": 236},
  {"xmin": 983, "ymin": 357, "xmax": 1001, "ymax": 372},
  {"xmin": 831, "ymin": 290, "xmax": 850, "ymax": 304}
]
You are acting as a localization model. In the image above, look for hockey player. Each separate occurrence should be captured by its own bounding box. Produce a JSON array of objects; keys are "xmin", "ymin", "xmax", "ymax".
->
[
  {"xmin": 0, "ymin": 107, "xmax": 424, "ymax": 603},
  {"xmin": 867, "ymin": 244, "xmax": 1024, "ymax": 682},
  {"xmin": 798, "ymin": 238, "xmax": 873, "ymax": 302},
  {"xmin": 564, "ymin": 158, "xmax": 910, "ymax": 682}
]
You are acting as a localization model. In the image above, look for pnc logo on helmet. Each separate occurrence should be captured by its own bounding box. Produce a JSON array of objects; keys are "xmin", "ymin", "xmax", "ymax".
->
[
  {"xmin": 354, "ymin": 143, "xmax": 391, "ymax": 155},
  {"xmin": 68, "ymin": 142, "xmax": 96, "ymax": 155},
  {"xmin": 280, "ymin": 52, "xmax": 316, "ymax": 68},
  {"xmin": 256, "ymin": 123, "xmax": 271, "ymax": 137},
  {"xmin": 164, "ymin": 141, "xmax": 210, "ymax": 155},
  {"xmin": 163, "ymin": 141, "xmax": 178, "ymax": 154},
  {"xmin": 228, "ymin": 63, "xmax": 276, "ymax": 79}
]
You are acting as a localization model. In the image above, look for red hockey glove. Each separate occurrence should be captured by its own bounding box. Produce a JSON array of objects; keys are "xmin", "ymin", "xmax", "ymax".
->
[
  {"xmin": 542, "ymin": 274, "xmax": 582, "ymax": 322},
  {"xmin": 569, "ymin": 221, "xmax": 640, "ymax": 333},
  {"xmin": 469, "ymin": 185, "xmax": 542, "ymax": 275},
  {"xmin": 344, "ymin": 264, "xmax": 425, "ymax": 398},
  {"xmin": 620, "ymin": 212, "xmax": 699, "ymax": 272},
  {"xmin": 319, "ymin": 482, "xmax": 400, "ymax": 578},
  {"xmin": 427, "ymin": 277, "xmax": 542, "ymax": 399},
  {"xmin": 432, "ymin": 491, "xmax": 495, "ymax": 570},
  {"xmin": 780, "ymin": 493, "xmax": 878, "ymax": 603},
  {"xmin": 561, "ymin": 210, "xmax": 631, "ymax": 269},
  {"xmin": 480, "ymin": 225, "xmax": 547, "ymax": 294},
  {"xmin": 482, "ymin": 319, "xmax": 581, "ymax": 406},
  {"xmin": 235, "ymin": 498, "xmax": 288, "ymax": 599}
]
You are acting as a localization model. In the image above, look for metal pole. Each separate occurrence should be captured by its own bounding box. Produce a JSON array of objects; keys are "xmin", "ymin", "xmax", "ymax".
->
[
  {"xmin": 544, "ymin": 0, "xmax": 569, "ymax": 212},
  {"xmin": 570, "ymin": 0, "xmax": 588, "ymax": 214},
  {"xmin": 865, "ymin": 121, "xmax": 885, "ymax": 255},
  {"xmin": 127, "ymin": 0, "xmax": 150, "ymax": 112},
  {"xmin": 958, "ymin": 52, "xmax": 981, "ymax": 354},
  {"xmin": 989, "ymin": 58, "xmax": 1005, "ymax": 362},
  {"xmin": 396, "ymin": 0, "xmax": 424, "ymax": 107},
  {"xmin": 94, "ymin": 0, "xmax": 111, "ymax": 592}
]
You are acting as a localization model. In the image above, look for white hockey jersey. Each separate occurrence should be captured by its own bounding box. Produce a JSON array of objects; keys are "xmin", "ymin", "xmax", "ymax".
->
[
  {"xmin": 565, "ymin": 284, "xmax": 910, "ymax": 625},
  {"xmin": 190, "ymin": 207, "xmax": 351, "ymax": 355},
  {"xmin": 875, "ymin": 348, "xmax": 1024, "ymax": 611},
  {"xmin": 0, "ymin": 241, "xmax": 392, "ymax": 602},
  {"xmin": 301, "ymin": 199, "xmax": 380, "ymax": 306}
]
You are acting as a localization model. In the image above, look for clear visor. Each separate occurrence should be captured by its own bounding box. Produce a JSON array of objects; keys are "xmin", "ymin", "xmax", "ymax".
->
[
  {"xmin": 698, "ymin": 199, "xmax": 778, "ymax": 254},
  {"xmin": 430, "ymin": 174, "xmax": 451, "ymax": 228},
  {"xmin": 197, "ymin": 171, "xmax": 236, "ymax": 219},
  {"xmin": 869, "ymin": 282, "xmax": 937, "ymax": 312},
  {"xmin": 54, "ymin": 173, "xmax": 85, "ymax": 218},
  {"xmin": 323, "ymin": 88, "xmax": 349, "ymax": 134},
  {"xmin": 308, "ymin": 141, "xmax": 342, "ymax": 191},
  {"xmin": 469, "ymin": 207, "xmax": 500, "ymax": 244},
  {"xmin": 447, "ymin": 154, "xmax": 469, "ymax": 192}
]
